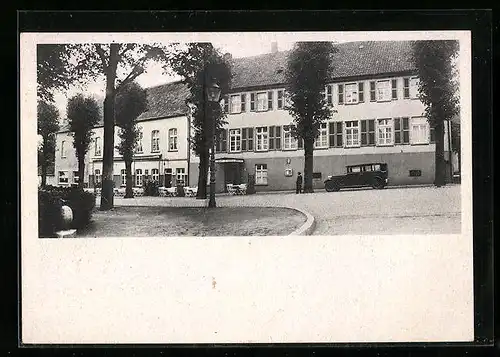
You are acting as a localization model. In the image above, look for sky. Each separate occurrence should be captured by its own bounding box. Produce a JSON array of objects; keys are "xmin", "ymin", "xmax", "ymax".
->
[{"xmin": 52, "ymin": 39, "xmax": 296, "ymax": 120}]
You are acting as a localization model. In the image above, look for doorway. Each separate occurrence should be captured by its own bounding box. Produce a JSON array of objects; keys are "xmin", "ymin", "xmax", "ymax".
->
[{"xmin": 224, "ymin": 163, "xmax": 242, "ymax": 189}]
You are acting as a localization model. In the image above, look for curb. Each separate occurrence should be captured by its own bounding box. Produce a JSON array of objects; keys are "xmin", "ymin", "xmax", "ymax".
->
[{"xmin": 288, "ymin": 207, "xmax": 316, "ymax": 236}]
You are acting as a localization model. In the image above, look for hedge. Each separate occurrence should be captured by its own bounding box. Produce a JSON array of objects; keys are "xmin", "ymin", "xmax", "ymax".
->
[{"xmin": 38, "ymin": 186, "xmax": 96, "ymax": 237}]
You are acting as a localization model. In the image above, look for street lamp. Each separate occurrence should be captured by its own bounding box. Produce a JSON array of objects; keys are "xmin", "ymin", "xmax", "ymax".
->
[{"xmin": 207, "ymin": 81, "xmax": 221, "ymax": 208}]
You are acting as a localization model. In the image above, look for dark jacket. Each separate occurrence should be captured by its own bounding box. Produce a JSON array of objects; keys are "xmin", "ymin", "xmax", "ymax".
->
[{"xmin": 296, "ymin": 175, "xmax": 303, "ymax": 185}]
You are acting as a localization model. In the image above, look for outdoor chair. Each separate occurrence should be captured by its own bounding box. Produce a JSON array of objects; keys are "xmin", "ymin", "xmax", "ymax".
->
[
  {"xmin": 165, "ymin": 187, "xmax": 177, "ymax": 197},
  {"xmin": 235, "ymin": 184, "xmax": 247, "ymax": 195},
  {"xmin": 226, "ymin": 184, "xmax": 237, "ymax": 195}
]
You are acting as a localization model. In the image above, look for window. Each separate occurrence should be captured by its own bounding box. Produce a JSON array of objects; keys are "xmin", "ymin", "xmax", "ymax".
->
[
  {"xmin": 326, "ymin": 85, "xmax": 333, "ymax": 105},
  {"xmin": 58, "ymin": 171, "xmax": 68, "ymax": 184},
  {"xmin": 411, "ymin": 117, "xmax": 430, "ymax": 144},
  {"xmin": 338, "ymin": 84, "xmax": 344, "ymax": 104},
  {"xmin": 312, "ymin": 172, "xmax": 322, "ymax": 180},
  {"xmin": 348, "ymin": 166, "xmax": 361, "ymax": 173},
  {"xmin": 360, "ymin": 119, "xmax": 375, "ymax": 146},
  {"xmin": 60, "ymin": 140, "xmax": 67, "ymax": 158},
  {"xmin": 267, "ymin": 91, "xmax": 274, "ymax": 110},
  {"xmin": 73, "ymin": 171, "xmax": 79, "ymax": 184},
  {"xmin": 152, "ymin": 168, "xmax": 159, "ymax": 182},
  {"xmin": 369, "ymin": 81, "xmax": 376, "ymax": 101},
  {"xmin": 121, "ymin": 169, "xmax": 126, "ymax": 186},
  {"xmin": 358, "ymin": 82, "xmax": 365, "ymax": 102},
  {"xmin": 176, "ymin": 168, "xmax": 187, "ymax": 185},
  {"xmin": 229, "ymin": 128, "xmax": 242, "ymax": 152},
  {"xmin": 269, "ymin": 126, "xmax": 281, "ymax": 150},
  {"xmin": 391, "ymin": 79, "xmax": 398, "ymax": 100},
  {"xmin": 409, "ymin": 77, "xmax": 419, "ymax": 99},
  {"xmin": 345, "ymin": 121, "xmax": 360, "ymax": 147},
  {"xmin": 283, "ymin": 125, "xmax": 298, "ymax": 150},
  {"xmin": 94, "ymin": 169, "xmax": 101, "ymax": 185},
  {"xmin": 329, "ymin": 122, "xmax": 343, "ymax": 148},
  {"xmin": 256, "ymin": 127, "xmax": 268, "ymax": 151},
  {"xmin": 394, "ymin": 117, "xmax": 410, "ymax": 144},
  {"xmin": 403, "ymin": 78, "xmax": 410, "ymax": 99},
  {"xmin": 345, "ymin": 83, "xmax": 358, "ymax": 104},
  {"xmin": 256, "ymin": 92, "xmax": 268, "ymax": 111},
  {"xmin": 223, "ymin": 95, "xmax": 229, "ymax": 113},
  {"xmin": 314, "ymin": 122, "xmax": 328, "ymax": 148},
  {"xmin": 277, "ymin": 90, "xmax": 285, "ymax": 109},
  {"xmin": 409, "ymin": 169, "xmax": 422, "ymax": 177},
  {"xmin": 135, "ymin": 129, "xmax": 143, "ymax": 153},
  {"xmin": 376, "ymin": 80, "xmax": 391, "ymax": 101},
  {"xmin": 255, "ymin": 164, "xmax": 268, "ymax": 185},
  {"xmin": 151, "ymin": 130, "xmax": 160, "ymax": 152},
  {"xmin": 168, "ymin": 128, "xmax": 177, "ymax": 151},
  {"xmin": 135, "ymin": 169, "xmax": 143, "ymax": 187},
  {"xmin": 377, "ymin": 118, "xmax": 393, "ymax": 145},
  {"xmin": 230, "ymin": 94, "xmax": 241, "ymax": 114},
  {"xmin": 241, "ymin": 127, "xmax": 254, "ymax": 151},
  {"xmin": 216, "ymin": 129, "xmax": 228, "ymax": 152},
  {"xmin": 94, "ymin": 137, "xmax": 102, "ymax": 156}
]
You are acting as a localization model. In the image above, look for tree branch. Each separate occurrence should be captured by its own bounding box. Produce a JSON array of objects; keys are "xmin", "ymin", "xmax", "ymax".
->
[
  {"xmin": 118, "ymin": 44, "xmax": 135, "ymax": 58},
  {"xmin": 116, "ymin": 56, "xmax": 148, "ymax": 91},
  {"xmin": 94, "ymin": 44, "xmax": 109, "ymax": 71}
]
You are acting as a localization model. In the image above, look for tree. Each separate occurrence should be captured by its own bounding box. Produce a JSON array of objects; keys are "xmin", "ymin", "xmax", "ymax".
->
[
  {"xmin": 412, "ymin": 40, "xmax": 460, "ymax": 187},
  {"xmin": 37, "ymin": 101, "xmax": 60, "ymax": 187},
  {"xmin": 67, "ymin": 94, "xmax": 101, "ymax": 189},
  {"xmin": 285, "ymin": 42, "xmax": 336, "ymax": 193},
  {"xmin": 115, "ymin": 82, "xmax": 148, "ymax": 198},
  {"xmin": 170, "ymin": 43, "xmax": 232, "ymax": 198},
  {"xmin": 67, "ymin": 43, "xmax": 171, "ymax": 209},
  {"xmin": 37, "ymin": 44, "xmax": 74, "ymax": 103},
  {"xmin": 451, "ymin": 120, "xmax": 461, "ymax": 173}
]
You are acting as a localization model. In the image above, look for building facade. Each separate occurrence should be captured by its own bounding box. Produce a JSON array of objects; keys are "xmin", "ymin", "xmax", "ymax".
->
[{"xmin": 54, "ymin": 41, "xmax": 454, "ymax": 192}]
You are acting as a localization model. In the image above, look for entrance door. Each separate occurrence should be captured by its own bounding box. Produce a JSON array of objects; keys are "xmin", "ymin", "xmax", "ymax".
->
[{"xmin": 224, "ymin": 163, "xmax": 241, "ymax": 190}]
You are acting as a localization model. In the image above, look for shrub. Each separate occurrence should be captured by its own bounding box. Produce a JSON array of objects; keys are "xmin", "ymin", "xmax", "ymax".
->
[
  {"xmin": 143, "ymin": 180, "xmax": 159, "ymax": 196},
  {"xmin": 38, "ymin": 186, "xmax": 96, "ymax": 237}
]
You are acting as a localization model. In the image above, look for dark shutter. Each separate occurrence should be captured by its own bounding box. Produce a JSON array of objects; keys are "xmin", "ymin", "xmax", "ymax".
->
[
  {"xmin": 277, "ymin": 90, "xmax": 284, "ymax": 109},
  {"xmin": 224, "ymin": 95, "xmax": 229, "ymax": 113},
  {"xmin": 361, "ymin": 120, "xmax": 367, "ymax": 145},
  {"xmin": 370, "ymin": 81, "xmax": 376, "ymax": 101},
  {"xmin": 338, "ymin": 84, "xmax": 344, "ymax": 105},
  {"xmin": 241, "ymin": 94, "xmax": 246, "ymax": 112},
  {"xmin": 267, "ymin": 91, "xmax": 273, "ymax": 110},
  {"xmin": 248, "ymin": 127, "xmax": 254, "ymax": 151},
  {"xmin": 269, "ymin": 126, "xmax": 275, "ymax": 150},
  {"xmin": 275, "ymin": 126, "xmax": 281, "ymax": 150},
  {"xmin": 250, "ymin": 93, "xmax": 255, "ymax": 111},
  {"xmin": 241, "ymin": 128, "xmax": 247, "ymax": 151},
  {"xmin": 329, "ymin": 122, "xmax": 335, "ymax": 147},
  {"xmin": 402, "ymin": 117, "xmax": 410, "ymax": 143},
  {"xmin": 222, "ymin": 129, "xmax": 228, "ymax": 152},
  {"xmin": 403, "ymin": 78, "xmax": 410, "ymax": 99},
  {"xmin": 358, "ymin": 82, "xmax": 364, "ymax": 102},
  {"xmin": 326, "ymin": 85, "xmax": 333, "ymax": 105},
  {"xmin": 394, "ymin": 118, "xmax": 401, "ymax": 143},
  {"xmin": 391, "ymin": 79, "xmax": 398, "ymax": 99}
]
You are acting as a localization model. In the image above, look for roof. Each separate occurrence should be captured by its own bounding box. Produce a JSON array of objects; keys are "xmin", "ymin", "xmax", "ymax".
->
[{"xmin": 58, "ymin": 41, "xmax": 416, "ymax": 133}]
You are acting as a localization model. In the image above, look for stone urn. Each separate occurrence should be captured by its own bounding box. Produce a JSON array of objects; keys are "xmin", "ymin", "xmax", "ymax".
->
[{"xmin": 56, "ymin": 200, "xmax": 77, "ymax": 238}]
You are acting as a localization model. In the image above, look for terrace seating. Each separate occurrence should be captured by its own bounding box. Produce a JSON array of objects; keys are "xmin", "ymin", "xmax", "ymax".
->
[
  {"xmin": 227, "ymin": 183, "xmax": 247, "ymax": 195},
  {"xmin": 183, "ymin": 186, "xmax": 198, "ymax": 197}
]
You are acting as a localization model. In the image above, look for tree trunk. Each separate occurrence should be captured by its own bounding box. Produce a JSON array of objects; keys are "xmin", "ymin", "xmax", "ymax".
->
[
  {"xmin": 434, "ymin": 121, "xmax": 446, "ymax": 187},
  {"xmin": 303, "ymin": 137, "xmax": 314, "ymax": 193},
  {"xmin": 124, "ymin": 159, "xmax": 134, "ymax": 198},
  {"xmin": 196, "ymin": 149, "xmax": 209, "ymax": 198},
  {"xmin": 40, "ymin": 162, "xmax": 47, "ymax": 188},
  {"xmin": 100, "ymin": 44, "xmax": 119, "ymax": 210},
  {"xmin": 78, "ymin": 157, "xmax": 85, "ymax": 189}
]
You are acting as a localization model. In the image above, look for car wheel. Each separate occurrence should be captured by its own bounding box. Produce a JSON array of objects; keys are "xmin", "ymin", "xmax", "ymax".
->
[
  {"xmin": 372, "ymin": 178, "xmax": 385, "ymax": 189},
  {"xmin": 325, "ymin": 181, "xmax": 339, "ymax": 192}
]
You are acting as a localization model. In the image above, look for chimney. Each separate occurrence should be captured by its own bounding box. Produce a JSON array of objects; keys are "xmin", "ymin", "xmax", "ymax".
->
[{"xmin": 271, "ymin": 42, "xmax": 278, "ymax": 53}]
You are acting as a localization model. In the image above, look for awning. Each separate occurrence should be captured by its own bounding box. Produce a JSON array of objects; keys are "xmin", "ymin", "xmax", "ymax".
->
[{"xmin": 216, "ymin": 158, "xmax": 245, "ymax": 164}]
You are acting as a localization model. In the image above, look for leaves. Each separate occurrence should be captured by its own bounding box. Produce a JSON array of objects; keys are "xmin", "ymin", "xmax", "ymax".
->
[
  {"xmin": 67, "ymin": 94, "xmax": 101, "ymax": 158},
  {"xmin": 37, "ymin": 101, "xmax": 60, "ymax": 170},
  {"xmin": 37, "ymin": 44, "xmax": 74, "ymax": 103}
]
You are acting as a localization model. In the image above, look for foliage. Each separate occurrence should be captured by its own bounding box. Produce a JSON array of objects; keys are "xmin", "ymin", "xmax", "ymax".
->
[
  {"xmin": 143, "ymin": 180, "xmax": 160, "ymax": 197},
  {"xmin": 38, "ymin": 186, "xmax": 96, "ymax": 237},
  {"xmin": 37, "ymin": 44, "xmax": 74, "ymax": 103},
  {"xmin": 285, "ymin": 41, "xmax": 337, "ymax": 193},
  {"xmin": 37, "ymin": 101, "xmax": 60, "ymax": 186},
  {"xmin": 412, "ymin": 40, "xmax": 459, "ymax": 186}
]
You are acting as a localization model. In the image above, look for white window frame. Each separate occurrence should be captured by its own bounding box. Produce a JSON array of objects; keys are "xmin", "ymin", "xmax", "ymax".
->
[
  {"xmin": 314, "ymin": 122, "xmax": 329, "ymax": 148},
  {"xmin": 176, "ymin": 168, "xmax": 187, "ymax": 184},
  {"xmin": 255, "ymin": 164, "xmax": 268, "ymax": 185},
  {"xmin": 230, "ymin": 94, "xmax": 242, "ymax": 114},
  {"xmin": 169, "ymin": 128, "xmax": 178, "ymax": 151},
  {"xmin": 135, "ymin": 129, "xmax": 143, "ymax": 153},
  {"xmin": 256, "ymin": 92, "xmax": 268, "ymax": 111},
  {"xmin": 409, "ymin": 77, "xmax": 420, "ymax": 99},
  {"xmin": 229, "ymin": 128, "xmax": 242, "ymax": 152},
  {"xmin": 377, "ymin": 118, "xmax": 394, "ymax": 146},
  {"xmin": 151, "ymin": 130, "xmax": 160, "ymax": 152},
  {"xmin": 135, "ymin": 169, "xmax": 143, "ymax": 187},
  {"xmin": 255, "ymin": 126, "xmax": 269, "ymax": 151},
  {"xmin": 60, "ymin": 140, "xmax": 67, "ymax": 158},
  {"xmin": 345, "ymin": 121, "xmax": 360, "ymax": 148},
  {"xmin": 58, "ymin": 171, "xmax": 68, "ymax": 184},
  {"xmin": 344, "ymin": 83, "xmax": 359, "ymax": 104},
  {"xmin": 94, "ymin": 169, "xmax": 101, "ymax": 185},
  {"xmin": 410, "ymin": 117, "xmax": 430, "ymax": 145},
  {"xmin": 283, "ymin": 125, "xmax": 297, "ymax": 150},
  {"xmin": 94, "ymin": 137, "xmax": 102, "ymax": 156},
  {"xmin": 376, "ymin": 80, "xmax": 392, "ymax": 102},
  {"xmin": 151, "ymin": 168, "xmax": 159, "ymax": 182},
  {"xmin": 120, "ymin": 169, "xmax": 126, "ymax": 186}
]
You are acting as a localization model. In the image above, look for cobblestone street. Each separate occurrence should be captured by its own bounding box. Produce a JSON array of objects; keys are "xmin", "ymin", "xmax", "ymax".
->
[{"xmin": 109, "ymin": 184, "xmax": 461, "ymax": 235}]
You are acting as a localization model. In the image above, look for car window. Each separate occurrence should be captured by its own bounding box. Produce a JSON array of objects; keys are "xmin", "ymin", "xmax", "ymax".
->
[
  {"xmin": 373, "ymin": 164, "xmax": 380, "ymax": 171},
  {"xmin": 365, "ymin": 165, "xmax": 373, "ymax": 172},
  {"xmin": 351, "ymin": 166, "xmax": 361, "ymax": 173}
]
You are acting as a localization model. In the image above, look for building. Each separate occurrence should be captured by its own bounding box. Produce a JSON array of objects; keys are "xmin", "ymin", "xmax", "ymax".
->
[
  {"xmin": 54, "ymin": 41, "xmax": 455, "ymax": 192},
  {"xmin": 38, "ymin": 163, "xmax": 56, "ymax": 186}
]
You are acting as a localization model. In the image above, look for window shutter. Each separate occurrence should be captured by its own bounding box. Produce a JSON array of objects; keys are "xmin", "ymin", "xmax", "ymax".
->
[
  {"xmin": 329, "ymin": 122, "xmax": 335, "ymax": 147},
  {"xmin": 403, "ymin": 117, "xmax": 410, "ymax": 143},
  {"xmin": 369, "ymin": 81, "xmax": 376, "ymax": 101},
  {"xmin": 394, "ymin": 118, "xmax": 401, "ymax": 144},
  {"xmin": 277, "ymin": 90, "xmax": 284, "ymax": 109},
  {"xmin": 269, "ymin": 126, "xmax": 275, "ymax": 150},
  {"xmin": 241, "ymin": 128, "xmax": 247, "ymax": 151},
  {"xmin": 361, "ymin": 120, "xmax": 367, "ymax": 145},
  {"xmin": 358, "ymin": 82, "xmax": 364, "ymax": 102},
  {"xmin": 275, "ymin": 126, "xmax": 281, "ymax": 150},
  {"xmin": 327, "ymin": 85, "xmax": 333, "ymax": 105},
  {"xmin": 224, "ymin": 95, "xmax": 229, "ymax": 113},
  {"xmin": 403, "ymin": 78, "xmax": 410, "ymax": 98},
  {"xmin": 250, "ymin": 93, "xmax": 255, "ymax": 111},
  {"xmin": 267, "ymin": 91, "xmax": 273, "ymax": 110},
  {"xmin": 391, "ymin": 79, "xmax": 398, "ymax": 99},
  {"xmin": 241, "ymin": 94, "xmax": 246, "ymax": 112},
  {"xmin": 338, "ymin": 84, "xmax": 344, "ymax": 105},
  {"xmin": 248, "ymin": 127, "xmax": 254, "ymax": 151}
]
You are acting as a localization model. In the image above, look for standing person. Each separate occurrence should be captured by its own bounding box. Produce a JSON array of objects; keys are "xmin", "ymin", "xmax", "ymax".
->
[{"xmin": 296, "ymin": 172, "xmax": 303, "ymax": 194}]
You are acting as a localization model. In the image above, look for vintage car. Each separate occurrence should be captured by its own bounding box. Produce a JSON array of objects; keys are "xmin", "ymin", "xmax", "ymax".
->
[{"xmin": 324, "ymin": 163, "xmax": 389, "ymax": 192}]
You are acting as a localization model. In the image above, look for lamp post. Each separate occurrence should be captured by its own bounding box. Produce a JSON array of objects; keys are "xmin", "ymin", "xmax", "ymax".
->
[{"xmin": 206, "ymin": 81, "xmax": 221, "ymax": 208}]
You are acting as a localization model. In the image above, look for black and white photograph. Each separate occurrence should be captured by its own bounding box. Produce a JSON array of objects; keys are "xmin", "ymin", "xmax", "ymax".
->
[{"xmin": 21, "ymin": 30, "xmax": 474, "ymax": 344}]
